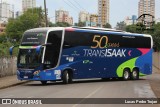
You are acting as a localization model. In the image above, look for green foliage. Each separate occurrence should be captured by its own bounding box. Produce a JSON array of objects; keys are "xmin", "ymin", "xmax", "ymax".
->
[
  {"xmin": 116, "ymin": 21, "xmax": 126, "ymax": 31},
  {"xmin": 5, "ymin": 7, "xmax": 45, "ymax": 42},
  {"xmin": 55, "ymin": 22, "xmax": 71, "ymax": 27},
  {"xmin": 77, "ymin": 22, "xmax": 86, "ymax": 27},
  {"xmin": 104, "ymin": 23, "xmax": 112, "ymax": 28},
  {"xmin": 48, "ymin": 22, "xmax": 55, "ymax": 27},
  {"xmin": 125, "ymin": 24, "xmax": 142, "ymax": 33},
  {"xmin": 126, "ymin": 23, "xmax": 160, "ymax": 51},
  {"xmin": 0, "ymin": 42, "xmax": 18, "ymax": 57},
  {"xmin": 74, "ymin": 22, "xmax": 85, "ymax": 27},
  {"xmin": 49, "ymin": 22, "xmax": 71, "ymax": 27},
  {"xmin": 0, "ymin": 33, "xmax": 7, "ymax": 43},
  {"xmin": 152, "ymin": 23, "xmax": 160, "ymax": 51},
  {"xmin": 0, "ymin": 7, "xmax": 46, "ymax": 57}
]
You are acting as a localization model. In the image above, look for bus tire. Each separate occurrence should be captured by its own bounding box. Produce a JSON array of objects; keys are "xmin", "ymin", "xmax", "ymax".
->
[
  {"xmin": 123, "ymin": 68, "xmax": 130, "ymax": 80},
  {"xmin": 62, "ymin": 70, "xmax": 71, "ymax": 84},
  {"xmin": 131, "ymin": 68, "xmax": 139, "ymax": 80},
  {"xmin": 41, "ymin": 81, "xmax": 47, "ymax": 85}
]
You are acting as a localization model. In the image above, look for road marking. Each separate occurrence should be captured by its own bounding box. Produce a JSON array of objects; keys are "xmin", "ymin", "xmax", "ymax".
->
[{"xmin": 72, "ymin": 85, "xmax": 103, "ymax": 107}]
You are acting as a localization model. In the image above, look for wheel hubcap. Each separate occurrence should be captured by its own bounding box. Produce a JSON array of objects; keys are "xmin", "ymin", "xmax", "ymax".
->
[
  {"xmin": 124, "ymin": 71, "xmax": 129, "ymax": 79},
  {"xmin": 66, "ymin": 73, "xmax": 69, "ymax": 80},
  {"xmin": 133, "ymin": 71, "xmax": 137, "ymax": 77}
]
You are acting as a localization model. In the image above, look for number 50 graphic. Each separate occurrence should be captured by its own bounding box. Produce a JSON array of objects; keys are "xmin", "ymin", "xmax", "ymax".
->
[{"xmin": 91, "ymin": 35, "xmax": 108, "ymax": 48}]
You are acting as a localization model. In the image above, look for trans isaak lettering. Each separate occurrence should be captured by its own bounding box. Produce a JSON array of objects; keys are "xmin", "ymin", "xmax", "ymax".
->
[{"xmin": 83, "ymin": 49, "xmax": 126, "ymax": 57}]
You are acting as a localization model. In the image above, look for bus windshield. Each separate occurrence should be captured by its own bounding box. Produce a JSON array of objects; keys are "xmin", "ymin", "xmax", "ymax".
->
[
  {"xmin": 21, "ymin": 32, "xmax": 47, "ymax": 46},
  {"xmin": 17, "ymin": 49, "xmax": 43, "ymax": 68}
]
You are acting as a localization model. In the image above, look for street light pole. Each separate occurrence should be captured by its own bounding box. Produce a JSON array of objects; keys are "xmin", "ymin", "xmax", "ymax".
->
[
  {"xmin": 90, "ymin": 16, "xmax": 92, "ymax": 27},
  {"xmin": 44, "ymin": 0, "xmax": 48, "ymax": 27}
]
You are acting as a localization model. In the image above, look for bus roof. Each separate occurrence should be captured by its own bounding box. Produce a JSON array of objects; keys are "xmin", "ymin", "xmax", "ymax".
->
[
  {"xmin": 66, "ymin": 27, "xmax": 152, "ymax": 38},
  {"xmin": 25, "ymin": 27, "xmax": 64, "ymax": 33},
  {"xmin": 25, "ymin": 27, "xmax": 152, "ymax": 38}
]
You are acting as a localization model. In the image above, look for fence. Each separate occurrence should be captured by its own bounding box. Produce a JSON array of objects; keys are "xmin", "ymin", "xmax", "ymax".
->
[{"xmin": 0, "ymin": 57, "xmax": 17, "ymax": 77}]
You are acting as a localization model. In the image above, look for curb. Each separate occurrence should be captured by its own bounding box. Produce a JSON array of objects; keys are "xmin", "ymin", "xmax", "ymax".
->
[{"xmin": 0, "ymin": 81, "xmax": 30, "ymax": 90}]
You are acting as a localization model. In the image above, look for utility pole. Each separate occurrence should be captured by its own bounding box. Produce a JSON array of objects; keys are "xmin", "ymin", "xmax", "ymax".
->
[
  {"xmin": 44, "ymin": 0, "xmax": 48, "ymax": 27},
  {"xmin": 90, "ymin": 16, "xmax": 92, "ymax": 27}
]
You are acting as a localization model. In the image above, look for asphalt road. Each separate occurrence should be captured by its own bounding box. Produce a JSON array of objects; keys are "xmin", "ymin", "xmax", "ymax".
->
[{"xmin": 0, "ymin": 76, "xmax": 159, "ymax": 107}]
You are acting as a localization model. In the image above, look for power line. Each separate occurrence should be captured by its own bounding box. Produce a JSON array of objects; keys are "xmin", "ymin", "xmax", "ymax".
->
[
  {"xmin": 72, "ymin": 0, "xmax": 86, "ymax": 11},
  {"xmin": 62, "ymin": 0, "xmax": 79, "ymax": 13},
  {"xmin": 67, "ymin": 0, "xmax": 81, "ymax": 11}
]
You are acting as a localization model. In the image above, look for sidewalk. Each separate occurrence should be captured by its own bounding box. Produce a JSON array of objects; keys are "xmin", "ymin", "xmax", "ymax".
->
[
  {"xmin": 0, "ymin": 75, "xmax": 29, "ymax": 89},
  {"xmin": 147, "ymin": 65, "xmax": 160, "ymax": 98}
]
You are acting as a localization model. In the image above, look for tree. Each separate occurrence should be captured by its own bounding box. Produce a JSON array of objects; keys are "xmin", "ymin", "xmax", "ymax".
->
[
  {"xmin": 126, "ymin": 23, "xmax": 160, "ymax": 51},
  {"xmin": 74, "ymin": 23, "xmax": 78, "ymax": 26},
  {"xmin": 116, "ymin": 21, "xmax": 126, "ymax": 31},
  {"xmin": 152, "ymin": 23, "xmax": 160, "ymax": 51},
  {"xmin": 0, "ymin": 33, "xmax": 7, "ymax": 43},
  {"xmin": 48, "ymin": 22, "xmax": 57, "ymax": 27},
  {"xmin": 55, "ymin": 22, "xmax": 71, "ymax": 27},
  {"xmin": 77, "ymin": 22, "xmax": 85, "ymax": 27},
  {"xmin": 103, "ymin": 23, "xmax": 112, "ymax": 28},
  {"xmin": 5, "ymin": 7, "xmax": 45, "ymax": 42},
  {"xmin": 126, "ymin": 24, "xmax": 139, "ymax": 33}
]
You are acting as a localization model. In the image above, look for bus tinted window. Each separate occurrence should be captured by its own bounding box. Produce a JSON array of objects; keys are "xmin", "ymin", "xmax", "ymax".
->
[
  {"xmin": 44, "ymin": 31, "xmax": 62, "ymax": 69},
  {"xmin": 64, "ymin": 31, "xmax": 151, "ymax": 48}
]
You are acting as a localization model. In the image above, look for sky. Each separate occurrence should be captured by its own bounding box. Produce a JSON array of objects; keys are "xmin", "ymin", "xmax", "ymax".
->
[{"xmin": 4, "ymin": 0, "xmax": 160, "ymax": 27}]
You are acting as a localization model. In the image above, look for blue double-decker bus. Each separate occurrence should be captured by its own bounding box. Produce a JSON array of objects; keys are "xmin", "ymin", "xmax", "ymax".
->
[{"xmin": 10, "ymin": 27, "xmax": 153, "ymax": 84}]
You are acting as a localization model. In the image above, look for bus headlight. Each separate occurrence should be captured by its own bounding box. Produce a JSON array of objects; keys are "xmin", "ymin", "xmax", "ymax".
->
[
  {"xmin": 33, "ymin": 70, "xmax": 40, "ymax": 75},
  {"xmin": 54, "ymin": 70, "xmax": 61, "ymax": 75}
]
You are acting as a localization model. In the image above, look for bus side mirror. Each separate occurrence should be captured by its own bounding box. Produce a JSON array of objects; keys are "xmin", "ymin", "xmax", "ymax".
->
[
  {"xmin": 9, "ymin": 45, "xmax": 19, "ymax": 55},
  {"xmin": 9, "ymin": 46, "xmax": 14, "ymax": 55},
  {"xmin": 36, "ymin": 45, "xmax": 42, "ymax": 54}
]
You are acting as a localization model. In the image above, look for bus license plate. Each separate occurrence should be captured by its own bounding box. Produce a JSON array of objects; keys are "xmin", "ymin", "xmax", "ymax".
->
[{"xmin": 24, "ymin": 76, "xmax": 28, "ymax": 78}]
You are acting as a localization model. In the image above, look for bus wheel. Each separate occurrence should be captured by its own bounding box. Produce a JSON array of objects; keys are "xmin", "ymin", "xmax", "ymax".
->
[
  {"xmin": 62, "ymin": 70, "xmax": 72, "ymax": 84},
  {"xmin": 41, "ymin": 81, "xmax": 47, "ymax": 85},
  {"xmin": 131, "ymin": 69, "xmax": 139, "ymax": 80},
  {"xmin": 123, "ymin": 69, "xmax": 130, "ymax": 80}
]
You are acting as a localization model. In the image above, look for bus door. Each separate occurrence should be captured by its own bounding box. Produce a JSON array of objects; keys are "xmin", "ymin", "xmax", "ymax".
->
[{"xmin": 43, "ymin": 30, "xmax": 63, "ymax": 69}]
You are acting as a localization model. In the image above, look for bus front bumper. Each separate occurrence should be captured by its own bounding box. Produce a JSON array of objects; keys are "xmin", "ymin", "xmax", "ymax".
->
[{"xmin": 17, "ymin": 69, "xmax": 62, "ymax": 81}]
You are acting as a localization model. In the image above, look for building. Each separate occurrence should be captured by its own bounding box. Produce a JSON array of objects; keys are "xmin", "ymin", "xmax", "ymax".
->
[
  {"xmin": 22, "ymin": 0, "xmax": 36, "ymax": 12},
  {"xmin": 55, "ymin": 9, "xmax": 73, "ymax": 25},
  {"xmin": 155, "ymin": 18, "xmax": 160, "ymax": 24},
  {"xmin": 79, "ymin": 11, "xmax": 90, "ymax": 22},
  {"xmin": 138, "ymin": 0, "xmax": 155, "ymax": 23},
  {"xmin": 124, "ymin": 15, "xmax": 137, "ymax": 25},
  {"xmin": 15, "ymin": 11, "xmax": 23, "ymax": 18},
  {"xmin": 98, "ymin": 0, "xmax": 110, "ymax": 27},
  {"xmin": 90, "ymin": 14, "xmax": 98, "ymax": 24},
  {"xmin": 85, "ymin": 21, "xmax": 97, "ymax": 27},
  {"xmin": 0, "ymin": 21, "xmax": 7, "ymax": 33},
  {"xmin": 0, "ymin": 2, "xmax": 14, "ymax": 23},
  {"xmin": 90, "ymin": 14, "xmax": 99, "ymax": 27}
]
